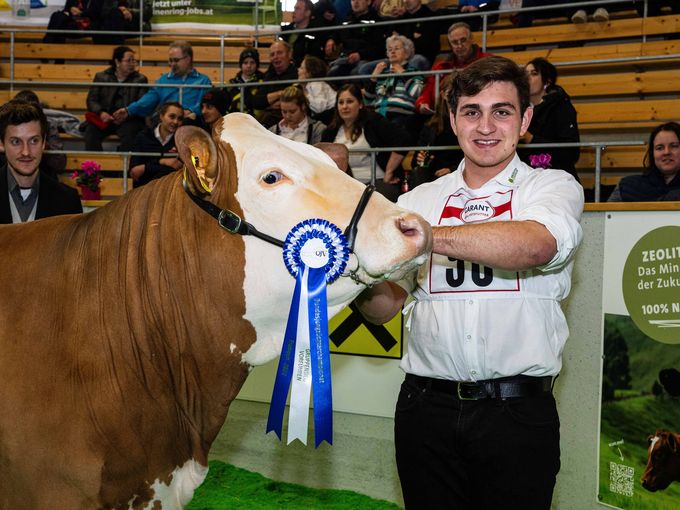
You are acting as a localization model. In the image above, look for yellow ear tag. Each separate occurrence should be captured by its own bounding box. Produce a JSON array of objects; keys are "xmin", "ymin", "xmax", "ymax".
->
[{"xmin": 191, "ymin": 152, "xmax": 212, "ymax": 194}]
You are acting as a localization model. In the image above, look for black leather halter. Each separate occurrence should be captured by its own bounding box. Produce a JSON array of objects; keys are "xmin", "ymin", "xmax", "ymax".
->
[{"xmin": 183, "ymin": 181, "xmax": 375, "ymax": 253}]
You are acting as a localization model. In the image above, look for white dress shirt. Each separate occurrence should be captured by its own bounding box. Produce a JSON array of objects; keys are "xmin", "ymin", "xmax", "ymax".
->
[{"xmin": 397, "ymin": 154, "xmax": 584, "ymax": 381}]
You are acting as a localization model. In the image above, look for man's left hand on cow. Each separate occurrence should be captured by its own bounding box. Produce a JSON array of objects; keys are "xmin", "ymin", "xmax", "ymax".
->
[{"xmin": 0, "ymin": 112, "xmax": 433, "ymax": 509}]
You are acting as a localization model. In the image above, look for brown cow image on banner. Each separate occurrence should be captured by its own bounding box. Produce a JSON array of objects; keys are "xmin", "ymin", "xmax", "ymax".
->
[
  {"xmin": 0, "ymin": 113, "xmax": 432, "ymax": 509},
  {"xmin": 642, "ymin": 429, "xmax": 680, "ymax": 492}
]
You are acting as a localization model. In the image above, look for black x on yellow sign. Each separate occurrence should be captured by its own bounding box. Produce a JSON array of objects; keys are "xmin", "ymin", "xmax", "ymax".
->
[{"xmin": 329, "ymin": 303, "xmax": 402, "ymax": 359}]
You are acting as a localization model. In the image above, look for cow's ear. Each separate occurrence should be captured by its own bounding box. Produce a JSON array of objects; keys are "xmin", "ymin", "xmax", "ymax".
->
[{"xmin": 175, "ymin": 125, "xmax": 220, "ymax": 194}]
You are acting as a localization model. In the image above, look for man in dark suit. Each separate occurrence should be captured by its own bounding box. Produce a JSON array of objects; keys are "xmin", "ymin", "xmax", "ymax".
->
[{"xmin": 0, "ymin": 101, "xmax": 82, "ymax": 224}]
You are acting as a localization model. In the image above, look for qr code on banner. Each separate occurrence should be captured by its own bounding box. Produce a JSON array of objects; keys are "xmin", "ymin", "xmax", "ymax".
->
[{"xmin": 610, "ymin": 462, "xmax": 634, "ymax": 497}]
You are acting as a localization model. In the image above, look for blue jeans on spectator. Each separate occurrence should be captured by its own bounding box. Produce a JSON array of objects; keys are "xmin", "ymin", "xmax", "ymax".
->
[{"xmin": 395, "ymin": 375, "xmax": 560, "ymax": 509}]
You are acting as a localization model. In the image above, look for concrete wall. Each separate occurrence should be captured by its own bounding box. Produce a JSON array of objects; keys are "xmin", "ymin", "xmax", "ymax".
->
[{"xmin": 212, "ymin": 211, "xmax": 609, "ymax": 509}]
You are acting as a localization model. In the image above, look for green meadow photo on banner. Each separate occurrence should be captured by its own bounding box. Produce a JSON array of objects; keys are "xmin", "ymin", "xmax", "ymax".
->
[{"xmin": 599, "ymin": 215, "xmax": 680, "ymax": 510}]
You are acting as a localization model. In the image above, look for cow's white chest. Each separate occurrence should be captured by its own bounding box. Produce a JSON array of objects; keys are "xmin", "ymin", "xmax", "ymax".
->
[{"xmin": 134, "ymin": 459, "xmax": 208, "ymax": 510}]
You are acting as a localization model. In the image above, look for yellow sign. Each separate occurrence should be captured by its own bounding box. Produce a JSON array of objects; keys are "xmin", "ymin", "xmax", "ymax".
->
[{"xmin": 329, "ymin": 303, "xmax": 402, "ymax": 359}]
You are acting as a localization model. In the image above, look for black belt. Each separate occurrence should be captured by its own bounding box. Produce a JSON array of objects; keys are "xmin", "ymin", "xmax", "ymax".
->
[{"xmin": 406, "ymin": 374, "xmax": 554, "ymax": 400}]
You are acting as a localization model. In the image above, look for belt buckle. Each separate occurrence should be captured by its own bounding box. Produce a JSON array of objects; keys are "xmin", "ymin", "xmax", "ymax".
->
[{"xmin": 456, "ymin": 382, "xmax": 477, "ymax": 401}]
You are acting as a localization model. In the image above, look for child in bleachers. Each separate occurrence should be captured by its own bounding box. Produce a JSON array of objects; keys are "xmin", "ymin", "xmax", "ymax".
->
[
  {"xmin": 297, "ymin": 56, "xmax": 337, "ymax": 125},
  {"xmin": 227, "ymin": 48, "xmax": 265, "ymax": 117}
]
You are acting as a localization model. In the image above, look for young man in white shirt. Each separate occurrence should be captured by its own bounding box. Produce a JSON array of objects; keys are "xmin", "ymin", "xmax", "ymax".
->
[{"xmin": 355, "ymin": 56, "xmax": 584, "ymax": 509}]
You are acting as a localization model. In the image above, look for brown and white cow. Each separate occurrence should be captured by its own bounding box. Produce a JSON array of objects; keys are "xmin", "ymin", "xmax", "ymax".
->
[
  {"xmin": 0, "ymin": 113, "xmax": 431, "ymax": 509},
  {"xmin": 642, "ymin": 429, "xmax": 680, "ymax": 492}
]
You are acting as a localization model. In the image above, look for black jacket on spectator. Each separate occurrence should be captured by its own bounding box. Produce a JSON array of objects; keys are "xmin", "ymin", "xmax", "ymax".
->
[
  {"xmin": 280, "ymin": 22, "xmax": 324, "ymax": 67},
  {"xmin": 86, "ymin": 67, "xmax": 148, "ymax": 114},
  {"xmin": 0, "ymin": 166, "xmax": 82, "ymax": 224},
  {"xmin": 609, "ymin": 167, "xmax": 680, "ymax": 202},
  {"xmin": 518, "ymin": 85, "xmax": 580, "ymax": 180},
  {"xmin": 129, "ymin": 128, "xmax": 178, "ymax": 188},
  {"xmin": 393, "ymin": 5, "xmax": 442, "ymax": 66},
  {"xmin": 336, "ymin": 8, "xmax": 386, "ymax": 62}
]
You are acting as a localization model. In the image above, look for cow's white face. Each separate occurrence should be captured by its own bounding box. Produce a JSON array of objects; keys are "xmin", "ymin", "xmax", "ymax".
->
[{"xmin": 180, "ymin": 114, "xmax": 431, "ymax": 365}]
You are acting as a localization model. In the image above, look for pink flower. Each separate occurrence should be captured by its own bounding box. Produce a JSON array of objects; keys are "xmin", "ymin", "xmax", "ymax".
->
[
  {"xmin": 529, "ymin": 153, "xmax": 552, "ymax": 169},
  {"xmin": 71, "ymin": 160, "xmax": 102, "ymax": 192}
]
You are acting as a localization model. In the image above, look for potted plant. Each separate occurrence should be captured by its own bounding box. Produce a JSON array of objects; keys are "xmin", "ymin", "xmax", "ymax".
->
[{"xmin": 71, "ymin": 160, "xmax": 102, "ymax": 200}]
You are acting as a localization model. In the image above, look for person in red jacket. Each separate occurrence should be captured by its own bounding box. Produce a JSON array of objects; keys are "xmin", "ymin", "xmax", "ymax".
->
[{"xmin": 415, "ymin": 22, "xmax": 492, "ymax": 116}]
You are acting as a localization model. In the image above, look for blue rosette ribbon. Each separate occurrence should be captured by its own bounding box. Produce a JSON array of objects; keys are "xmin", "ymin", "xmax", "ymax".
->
[{"xmin": 266, "ymin": 219, "xmax": 349, "ymax": 447}]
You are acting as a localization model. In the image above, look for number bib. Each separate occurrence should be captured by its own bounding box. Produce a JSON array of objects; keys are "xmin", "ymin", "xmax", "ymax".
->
[{"xmin": 429, "ymin": 189, "xmax": 520, "ymax": 295}]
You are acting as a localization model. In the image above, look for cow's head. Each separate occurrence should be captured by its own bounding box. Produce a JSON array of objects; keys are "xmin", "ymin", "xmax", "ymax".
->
[
  {"xmin": 641, "ymin": 429, "xmax": 680, "ymax": 492},
  {"xmin": 176, "ymin": 113, "xmax": 431, "ymax": 364}
]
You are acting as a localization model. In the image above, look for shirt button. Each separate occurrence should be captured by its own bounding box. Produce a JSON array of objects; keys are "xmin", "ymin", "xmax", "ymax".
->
[
  {"xmin": 468, "ymin": 300, "xmax": 473, "ymax": 305},
  {"xmin": 471, "ymin": 370, "xmax": 477, "ymax": 375}
]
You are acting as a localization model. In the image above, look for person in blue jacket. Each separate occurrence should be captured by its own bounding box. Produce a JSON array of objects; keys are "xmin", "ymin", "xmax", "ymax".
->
[{"xmin": 112, "ymin": 40, "xmax": 211, "ymax": 125}]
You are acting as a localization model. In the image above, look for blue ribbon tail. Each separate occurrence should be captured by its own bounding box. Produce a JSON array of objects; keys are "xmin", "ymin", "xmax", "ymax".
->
[
  {"xmin": 266, "ymin": 270, "xmax": 304, "ymax": 440},
  {"xmin": 308, "ymin": 267, "xmax": 333, "ymax": 447}
]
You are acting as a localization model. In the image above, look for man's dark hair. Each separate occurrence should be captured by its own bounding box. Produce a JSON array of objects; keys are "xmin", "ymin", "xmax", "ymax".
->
[
  {"xmin": 448, "ymin": 56, "xmax": 531, "ymax": 117},
  {"xmin": 0, "ymin": 100, "xmax": 48, "ymax": 141}
]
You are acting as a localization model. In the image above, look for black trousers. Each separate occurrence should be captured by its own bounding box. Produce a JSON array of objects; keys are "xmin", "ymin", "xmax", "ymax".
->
[{"xmin": 395, "ymin": 375, "xmax": 560, "ymax": 510}]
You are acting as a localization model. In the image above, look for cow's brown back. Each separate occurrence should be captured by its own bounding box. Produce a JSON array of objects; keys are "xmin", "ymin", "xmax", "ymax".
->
[{"xmin": 0, "ymin": 172, "xmax": 256, "ymax": 508}]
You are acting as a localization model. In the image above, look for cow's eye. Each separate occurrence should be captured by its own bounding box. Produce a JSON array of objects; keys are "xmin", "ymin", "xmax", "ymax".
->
[{"xmin": 262, "ymin": 170, "xmax": 285, "ymax": 185}]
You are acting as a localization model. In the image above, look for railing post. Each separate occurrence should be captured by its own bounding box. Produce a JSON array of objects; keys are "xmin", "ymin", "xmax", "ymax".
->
[
  {"xmin": 594, "ymin": 145, "xmax": 604, "ymax": 203},
  {"xmin": 482, "ymin": 13, "xmax": 488, "ymax": 52},
  {"xmin": 220, "ymin": 35, "xmax": 226, "ymax": 84},
  {"xmin": 122, "ymin": 154, "xmax": 130, "ymax": 194},
  {"xmin": 370, "ymin": 151, "xmax": 377, "ymax": 187},
  {"xmin": 10, "ymin": 32, "xmax": 15, "ymax": 91}
]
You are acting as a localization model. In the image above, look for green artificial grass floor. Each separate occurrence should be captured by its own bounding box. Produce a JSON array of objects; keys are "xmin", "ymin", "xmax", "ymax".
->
[{"xmin": 187, "ymin": 460, "xmax": 401, "ymax": 510}]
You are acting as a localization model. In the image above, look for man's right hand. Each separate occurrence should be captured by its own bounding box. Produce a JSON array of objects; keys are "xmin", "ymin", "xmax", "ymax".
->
[
  {"xmin": 112, "ymin": 108, "xmax": 129, "ymax": 123},
  {"xmin": 418, "ymin": 104, "xmax": 434, "ymax": 115}
]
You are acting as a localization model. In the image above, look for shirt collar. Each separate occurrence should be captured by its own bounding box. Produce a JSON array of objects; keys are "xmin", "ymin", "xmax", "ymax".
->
[
  {"xmin": 451, "ymin": 153, "xmax": 530, "ymax": 193},
  {"xmin": 154, "ymin": 125, "xmax": 174, "ymax": 146},
  {"xmin": 167, "ymin": 68, "xmax": 197, "ymax": 80},
  {"xmin": 6, "ymin": 166, "xmax": 39, "ymax": 194}
]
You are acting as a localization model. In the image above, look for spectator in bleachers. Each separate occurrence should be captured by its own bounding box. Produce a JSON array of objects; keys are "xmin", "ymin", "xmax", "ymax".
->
[
  {"xmin": 570, "ymin": 5, "xmax": 610, "ymax": 23},
  {"xmin": 297, "ymin": 56, "xmax": 337, "ymax": 125},
  {"xmin": 227, "ymin": 48, "xmax": 265, "ymax": 117},
  {"xmin": 327, "ymin": 0, "xmax": 386, "ymax": 77},
  {"xmin": 518, "ymin": 57, "xmax": 580, "ymax": 180},
  {"xmin": 6, "ymin": 90, "xmax": 67, "ymax": 180},
  {"xmin": 0, "ymin": 100, "xmax": 82, "ymax": 224},
  {"xmin": 321, "ymin": 83, "xmax": 410, "ymax": 201},
  {"xmin": 280, "ymin": 0, "xmax": 324, "ymax": 67},
  {"xmin": 633, "ymin": 0, "xmax": 680, "ymax": 16},
  {"xmin": 128, "ymin": 101, "xmax": 184, "ymax": 188},
  {"xmin": 410, "ymin": 74, "xmax": 463, "ymax": 188},
  {"xmin": 196, "ymin": 88, "xmax": 231, "ymax": 134},
  {"xmin": 43, "ymin": 0, "xmax": 151, "ymax": 46},
  {"xmin": 268, "ymin": 85, "xmax": 325, "ymax": 144},
  {"xmin": 84, "ymin": 46, "xmax": 148, "ymax": 152},
  {"xmin": 380, "ymin": 0, "xmax": 441, "ymax": 71},
  {"xmin": 363, "ymin": 35, "xmax": 424, "ymax": 137},
  {"xmin": 415, "ymin": 22, "xmax": 492, "ymax": 115},
  {"xmin": 95, "ymin": 0, "xmax": 153, "ymax": 45},
  {"xmin": 253, "ymin": 41, "xmax": 298, "ymax": 128},
  {"xmin": 608, "ymin": 122, "xmax": 680, "ymax": 201},
  {"xmin": 112, "ymin": 41, "xmax": 212, "ymax": 125},
  {"xmin": 457, "ymin": 1, "xmax": 501, "ymax": 31},
  {"xmin": 43, "ymin": 0, "xmax": 101, "ymax": 44},
  {"xmin": 516, "ymin": 1, "xmax": 569, "ymax": 28}
]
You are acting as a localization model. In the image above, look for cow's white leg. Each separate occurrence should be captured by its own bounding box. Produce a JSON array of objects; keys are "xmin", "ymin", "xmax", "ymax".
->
[{"xmin": 137, "ymin": 459, "xmax": 208, "ymax": 510}]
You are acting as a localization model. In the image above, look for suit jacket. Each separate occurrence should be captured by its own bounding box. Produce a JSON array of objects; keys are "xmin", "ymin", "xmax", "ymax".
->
[{"xmin": 0, "ymin": 165, "xmax": 83, "ymax": 224}]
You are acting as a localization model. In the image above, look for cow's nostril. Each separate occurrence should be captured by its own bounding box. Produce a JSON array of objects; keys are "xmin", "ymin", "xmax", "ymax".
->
[{"xmin": 397, "ymin": 215, "xmax": 433, "ymax": 254}]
